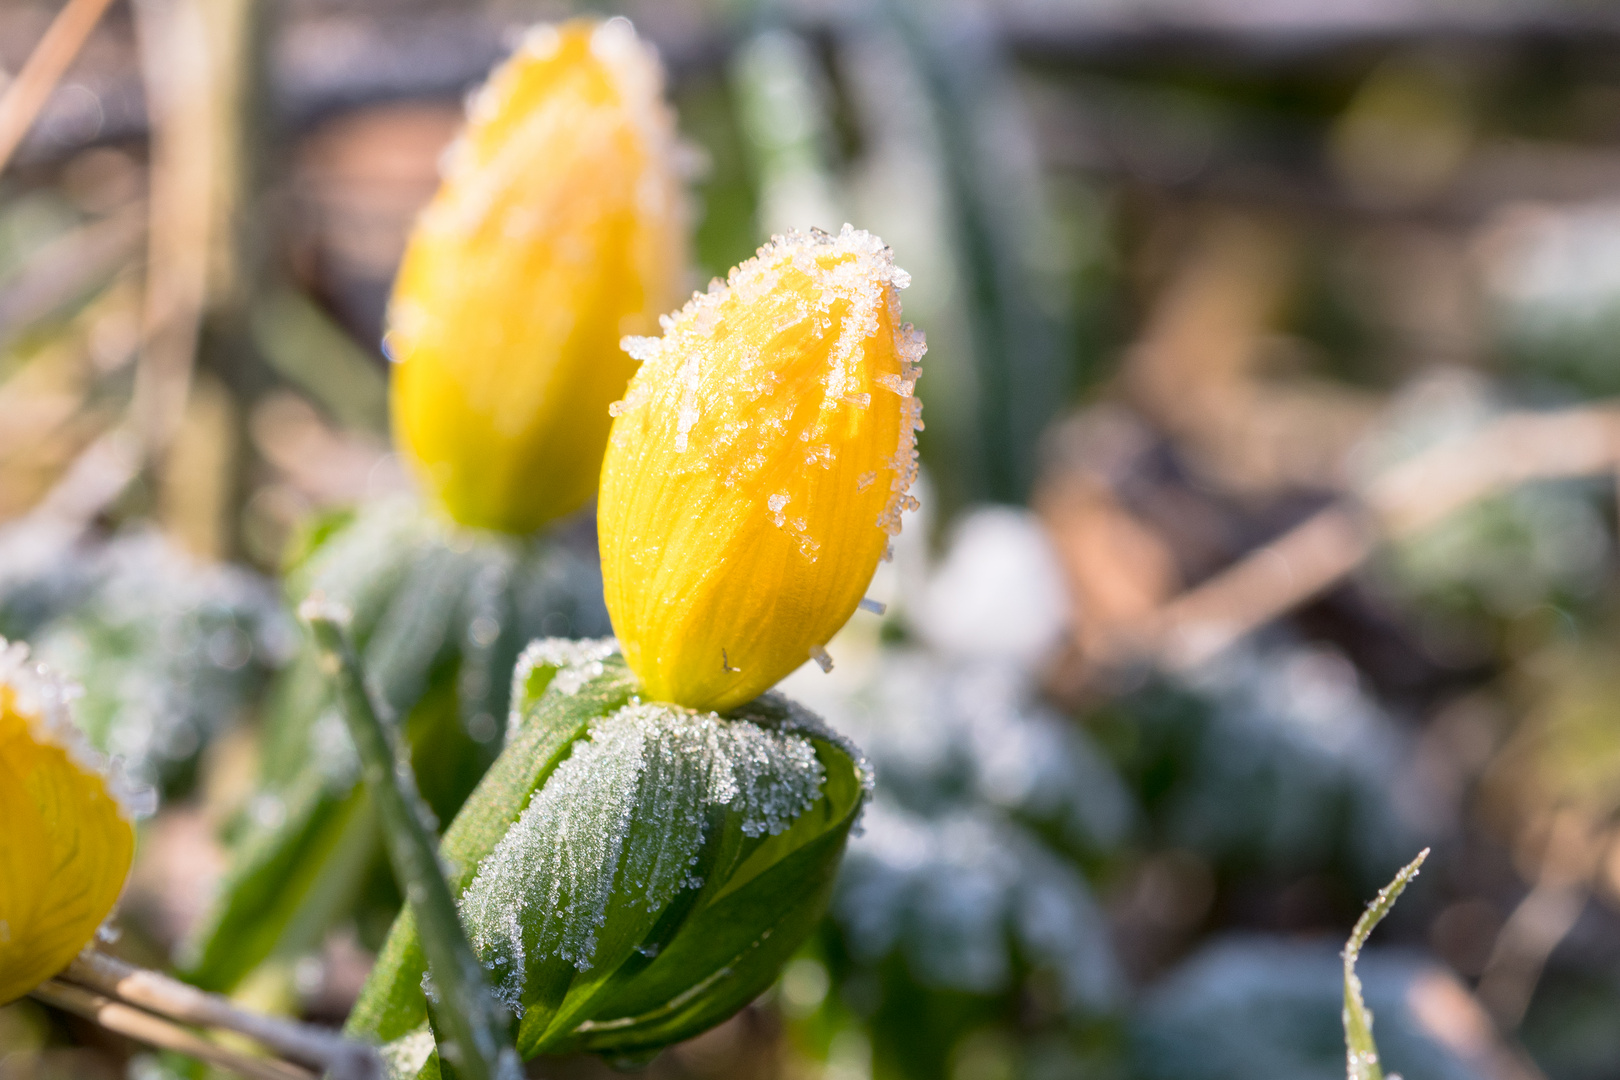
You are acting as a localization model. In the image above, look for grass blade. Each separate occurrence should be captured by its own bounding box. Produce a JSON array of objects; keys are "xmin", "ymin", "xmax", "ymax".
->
[
  {"xmin": 1343, "ymin": 848, "xmax": 1429, "ymax": 1080},
  {"xmin": 303, "ymin": 599, "xmax": 517, "ymax": 1080}
]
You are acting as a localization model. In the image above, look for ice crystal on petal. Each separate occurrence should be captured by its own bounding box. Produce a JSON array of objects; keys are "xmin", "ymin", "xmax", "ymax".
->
[
  {"xmin": 620, "ymin": 225, "xmax": 921, "ymax": 517},
  {"xmin": 620, "ymin": 335, "xmax": 663, "ymax": 364}
]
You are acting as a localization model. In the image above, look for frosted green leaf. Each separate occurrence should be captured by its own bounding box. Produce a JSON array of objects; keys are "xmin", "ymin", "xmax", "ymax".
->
[
  {"xmin": 1343, "ymin": 849, "xmax": 1428, "ymax": 1080},
  {"xmin": 731, "ymin": 690, "xmax": 874, "ymax": 811},
  {"xmin": 345, "ymin": 645, "xmax": 639, "ymax": 1045},
  {"xmin": 347, "ymin": 648, "xmax": 867, "ymax": 1062},
  {"xmin": 380, "ymin": 1028, "xmax": 436, "ymax": 1080},
  {"xmin": 506, "ymin": 638, "xmax": 622, "ymax": 737},
  {"xmin": 459, "ymin": 702, "xmax": 826, "ymax": 1009},
  {"xmin": 187, "ymin": 498, "xmax": 610, "ymax": 995}
]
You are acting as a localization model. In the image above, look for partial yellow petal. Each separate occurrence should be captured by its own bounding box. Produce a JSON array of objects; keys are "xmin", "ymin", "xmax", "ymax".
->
[
  {"xmin": 390, "ymin": 17, "xmax": 687, "ymax": 535},
  {"xmin": 599, "ymin": 226, "xmax": 924, "ymax": 711},
  {"xmin": 0, "ymin": 643, "xmax": 138, "ymax": 1005}
]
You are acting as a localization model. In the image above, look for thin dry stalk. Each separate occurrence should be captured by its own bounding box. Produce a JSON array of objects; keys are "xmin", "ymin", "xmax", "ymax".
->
[
  {"xmin": 30, "ymin": 979, "xmax": 315, "ymax": 1080},
  {"xmin": 0, "ymin": 201, "xmax": 146, "ymax": 347},
  {"xmin": 0, "ymin": 0, "xmax": 120, "ymax": 172},
  {"xmin": 63, "ymin": 950, "xmax": 380, "ymax": 1079},
  {"xmin": 130, "ymin": 0, "xmax": 216, "ymax": 454},
  {"xmin": 1128, "ymin": 404, "xmax": 1620, "ymax": 672},
  {"xmin": 1477, "ymin": 810, "xmax": 1607, "ymax": 1032}
]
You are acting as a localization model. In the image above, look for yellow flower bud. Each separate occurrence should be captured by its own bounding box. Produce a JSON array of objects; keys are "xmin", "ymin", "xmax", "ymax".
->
[
  {"xmin": 389, "ymin": 18, "xmax": 686, "ymax": 534},
  {"xmin": 599, "ymin": 226, "xmax": 924, "ymax": 712},
  {"xmin": 0, "ymin": 643, "xmax": 138, "ymax": 1004}
]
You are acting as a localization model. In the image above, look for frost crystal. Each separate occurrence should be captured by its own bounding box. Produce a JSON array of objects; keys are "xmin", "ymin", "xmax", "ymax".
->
[
  {"xmin": 379, "ymin": 1029, "xmax": 437, "ymax": 1079},
  {"xmin": 734, "ymin": 689, "xmax": 875, "ymax": 810},
  {"xmin": 620, "ymin": 335, "xmax": 662, "ymax": 364},
  {"xmin": 507, "ymin": 638, "xmax": 621, "ymax": 737},
  {"xmin": 458, "ymin": 703, "xmax": 826, "ymax": 1005}
]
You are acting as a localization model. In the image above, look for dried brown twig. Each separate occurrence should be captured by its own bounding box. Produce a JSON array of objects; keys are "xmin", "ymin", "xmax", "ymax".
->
[
  {"xmin": 60, "ymin": 950, "xmax": 380, "ymax": 1078},
  {"xmin": 1475, "ymin": 810, "xmax": 1607, "ymax": 1033},
  {"xmin": 31, "ymin": 980, "xmax": 315, "ymax": 1080},
  {"xmin": 0, "ymin": 0, "xmax": 120, "ymax": 173},
  {"xmin": 30, "ymin": 948, "xmax": 381, "ymax": 1080},
  {"xmin": 1093, "ymin": 403, "xmax": 1620, "ymax": 673}
]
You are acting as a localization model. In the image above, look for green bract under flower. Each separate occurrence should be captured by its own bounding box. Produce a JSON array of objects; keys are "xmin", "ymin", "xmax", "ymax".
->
[{"xmin": 348, "ymin": 640, "xmax": 869, "ymax": 1071}]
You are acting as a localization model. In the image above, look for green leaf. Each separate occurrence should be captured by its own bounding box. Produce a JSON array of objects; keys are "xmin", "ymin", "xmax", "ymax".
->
[
  {"xmin": 1344, "ymin": 849, "xmax": 1429, "ymax": 1080},
  {"xmin": 280, "ymin": 504, "xmax": 358, "ymax": 576},
  {"xmin": 190, "ymin": 501, "xmax": 610, "ymax": 995},
  {"xmin": 250, "ymin": 288, "xmax": 390, "ymax": 434},
  {"xmin": 183, "ymin": 765, "xmax": 376, "ymax": 990},
  {"xmin": 182, "ymin": 665, "xmax": 462, "ymax": 990},
  {"xmin": 350, "ymin": 663, "xmax": 870, "ymax": 1066},
  {"xmin": 568, "ymin": 734, "xmax": 864, "ymax": 1059},
  {"xmin": 463, "ymin": 690, "xmax": 866, "ymax": 1059},
  {"xmin": 477, "ymin": 703, "xmax": 825, "ymax": 1050}
]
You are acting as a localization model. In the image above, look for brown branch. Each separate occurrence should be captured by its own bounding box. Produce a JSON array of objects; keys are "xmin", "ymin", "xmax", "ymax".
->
[
  {"xmin": 0, "ymin": 203, "xmax": 146, "ymax": 348},
  {"xmin": 1117, "ymin": 403, "xmax": 1620, "ymax": 672},
  {"xmin": 1476, "ymin": 810, "xmax": 1607, "ymax": 1032},
  {"xmin": 129, "ymin": 0, "xmax": 216, "ymax": 455},
  {"xmin": 0, "ymin": 0, "xmax": 120, "ymax": 173},
  {"xmin": 29, "ymin": 979, "xmax": 315, "ymax": 1080},
  {"xmin": 62, "ymin": 951, "xmax": 380, "ymax": 1080}
]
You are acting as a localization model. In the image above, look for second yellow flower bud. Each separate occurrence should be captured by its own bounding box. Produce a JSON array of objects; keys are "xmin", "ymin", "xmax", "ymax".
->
[{"xmin": 390, "ymin": 19, "xmax": 686, "ymax": 535}]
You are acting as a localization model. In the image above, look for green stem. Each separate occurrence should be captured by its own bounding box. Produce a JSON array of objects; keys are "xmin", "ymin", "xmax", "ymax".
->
[{"xmin": 302, "ymin": 598, "xmax": 515, "ymax": 1080}]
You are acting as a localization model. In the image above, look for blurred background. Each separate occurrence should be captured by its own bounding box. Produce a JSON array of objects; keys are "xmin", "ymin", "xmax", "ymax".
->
[{"xmin": 10, "ymin": 0, "xmax": 1620, "ymax": 1078}]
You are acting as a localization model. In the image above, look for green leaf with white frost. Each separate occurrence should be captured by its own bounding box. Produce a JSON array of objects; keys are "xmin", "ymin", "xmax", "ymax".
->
[
  {"xmin": 565, "ymin": 701, "xmax": 864, "ymax": 1060},
  {"xmin": 348, "ymin": 640, "xmax": 870, "ymax": 1065},
  {"xmin": 465, "ymin": 701, "xmax": 817, "ymax": 1048},
  {"xmin": 1344, "ymin": 849, "xmax": 1429, "ymax": 1080},
  {"xmin": 496, "ymin": 690, "xmax": 865, "ymax": 1061},
  {"xmin": 188, "ymin": 500, "xmax": 607, "ymax": 993}
]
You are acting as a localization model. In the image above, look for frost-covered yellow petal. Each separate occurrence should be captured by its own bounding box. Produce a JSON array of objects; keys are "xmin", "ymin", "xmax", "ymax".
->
[
  {"xmin": 0, "ymin": 643, "xmax": 136, "ymax": 1005},
  {"xmin": 390, "ymin": 18, "xmax": 686, "ymax": 535},
  {"xmin": 599, "ymin": 225, "xmax": 924, "ymax": 712}
]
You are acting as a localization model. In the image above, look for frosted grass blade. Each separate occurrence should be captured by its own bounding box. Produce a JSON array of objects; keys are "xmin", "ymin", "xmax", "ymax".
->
[
  {"xmin": 305, "ymin": 602, "xmax": 518, "ymax": 1080},
  {"xmin": 1343, "ymin": 849, "xmax": 1429, "ymax": 1080}
]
